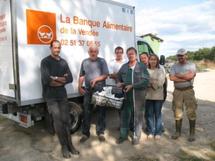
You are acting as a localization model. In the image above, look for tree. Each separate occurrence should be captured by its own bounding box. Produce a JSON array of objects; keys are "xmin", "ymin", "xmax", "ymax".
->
[{"xmin": 167, "ymin": 46, "xmax": 215, "ymax": 62}]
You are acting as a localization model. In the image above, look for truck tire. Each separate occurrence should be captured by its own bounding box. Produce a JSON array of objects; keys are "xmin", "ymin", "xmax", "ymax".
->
[{"xmin": 68, "ymin": 101, "xmax": 83, "ymax": 134}]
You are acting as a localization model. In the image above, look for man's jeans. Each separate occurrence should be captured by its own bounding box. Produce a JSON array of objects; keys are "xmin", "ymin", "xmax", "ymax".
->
[
  {"xmin": 82, "ymin": 86, "xmax": 106, "ymax": 137},
  {"xmin": 46, "ymin": 99, "xmax": 71, "ymax": 147},
  {"xmin": 145, "ymin": 100, "xmax": 163, "ymax": 135}
]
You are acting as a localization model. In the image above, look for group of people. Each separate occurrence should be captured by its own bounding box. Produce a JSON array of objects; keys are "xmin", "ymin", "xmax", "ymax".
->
[{"xmin": 40, "ymin": 40, "xmax": 197, "ymax": 158}]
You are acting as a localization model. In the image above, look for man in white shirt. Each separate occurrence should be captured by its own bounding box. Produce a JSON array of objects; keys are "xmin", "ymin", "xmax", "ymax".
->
[{"xmin": 106, "ymin": 46, "xmax": 126, "ymax": 86}]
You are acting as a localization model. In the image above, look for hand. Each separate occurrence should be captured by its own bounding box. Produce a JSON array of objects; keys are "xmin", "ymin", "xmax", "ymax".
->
[
  {"xmin": 149, "ymin": 79, "xmax": 154, "ymax": 84},
  {"xmin": 117, "ymin": 82, "xmax": 124, "ymax": 88},
  {"xmin": 79, "ymin": 87, "xmax": 86, "ymax": 95},
  {"xmin": 124, "ymin": 85, "xmax": 133, "ymax": 93},
  {"xmin": 175, "ymin": 73, "xmax": 184, "ymax": 78},
  {"xmin": 185, "ymin": 70, "xmax": 196, "ymax": 80},
  {"xmin": 109, "ymin": 73, "xmax": 117, "ymax": 79},
  {"xmin": 57, "ymin": 77, "xmax": 66, "ymax": 83},
  {"xmin": 50, "ymin": 80, "xmax": 64, "ymax": 87},
  {"xmin": 175, "ymin": 70, "xmax": 195, "ymax": 80},
  {"xmin": 150, "ymin": 79, "xmax": 157, "ymax": 85},
  {"xmin": 64, "ymin": 73, "xmax": 68, "ymax": 77},
  {"xmin": 90, "ymin": 79, "xmax": 97, "ymax": 88}
]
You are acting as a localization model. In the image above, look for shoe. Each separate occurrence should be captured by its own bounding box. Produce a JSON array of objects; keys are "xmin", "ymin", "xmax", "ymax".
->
[
  {"xmin": 80, "ymin": 135, "xmax": 89, "ymax": 143},
  {"xmin": 128, "ymin": 131, "xmax": 134, "ymax": 138},
  {"xmin": 147, "ymin": 134, "xmax": 153, "ymax": 139},
  {"xmin": 155, "ymin": 135, "xmax": 161, "ymax": 140},
  {"xmin": 70, "ymin": 148, "xmax": 80, "ymax": 155},
  {"xmin": 132, "ymin": 138, "xmax": 139, "ymax": 145},
  {"xmin": 98, "ymin": 134, "xmax": 106, "ymax": 142},
  {"xmin": 68, "ymin": 145, "xmax": 79, "ymax": 155},
  {"xmin": 116, "ymin": 137, "xmax": 127, "ymax": 144},
  {"xmin": 67, "ymin": 133, "xmax": 80, "ymax": 155},
  {"xmin": 62, "ymin": 145, "xmax": 71, "ymax": 158},
  {"xmin": 161, "ymin": 126, "xmax": 165, "ymax": 133}
]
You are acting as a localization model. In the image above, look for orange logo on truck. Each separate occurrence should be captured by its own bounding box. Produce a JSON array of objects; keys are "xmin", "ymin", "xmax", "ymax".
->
[{"xmin": 26, "ymin": 9, "xmax": 56, "ymax": 45}]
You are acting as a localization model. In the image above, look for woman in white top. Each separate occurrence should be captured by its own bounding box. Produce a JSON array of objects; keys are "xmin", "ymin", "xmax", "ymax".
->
[{"xmin": 145, "ymin": 54, "xmax": 166, "ymax": 139}]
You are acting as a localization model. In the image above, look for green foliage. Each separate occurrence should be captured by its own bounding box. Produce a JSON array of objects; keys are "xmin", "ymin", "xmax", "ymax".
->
[
  {"xmin": 167, "ymin": 55, "xmax": 177, "ymax": 61},
  {"xmin": 167, "ymin": 46, "xmax": 215, "ymax": 62}
]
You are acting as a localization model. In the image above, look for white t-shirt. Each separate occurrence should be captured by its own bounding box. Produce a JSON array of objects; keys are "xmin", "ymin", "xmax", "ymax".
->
[{"xmin": 106, "ymin": 59, "xmax": 126, "ymax": 86}]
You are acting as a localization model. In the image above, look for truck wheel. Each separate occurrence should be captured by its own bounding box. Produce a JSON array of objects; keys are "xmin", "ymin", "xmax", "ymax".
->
[{"xmin": 68, "ymin": 102, "xmax": 82, "ymax": 134}]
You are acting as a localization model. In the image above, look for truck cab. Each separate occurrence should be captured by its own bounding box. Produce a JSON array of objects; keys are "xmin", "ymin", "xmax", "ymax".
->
[{"xmin": 136, "ymin": 36, "xmax": 155, "ymax": 55}]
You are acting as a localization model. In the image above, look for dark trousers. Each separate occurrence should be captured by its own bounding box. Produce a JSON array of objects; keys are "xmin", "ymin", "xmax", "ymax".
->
[
  {"xmin": 145, "ymin": 100, "xmax": 163, "ymax": 135},
  {"xmin": 82, "ymin": 88, "xmax": 106, "ymax": 137},
  {"xmin": 47, "ymin": 99, "xmax": 72, "ymax": 148},
  {"xmin": 118, "ymin": 110, "xmax": 134, "ymax": 132}
]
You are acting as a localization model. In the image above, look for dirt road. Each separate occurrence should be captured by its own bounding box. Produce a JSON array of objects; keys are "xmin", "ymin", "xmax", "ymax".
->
[{"xmin": 0, "ymin": 70, "xmax": 215, "ymax": 161}]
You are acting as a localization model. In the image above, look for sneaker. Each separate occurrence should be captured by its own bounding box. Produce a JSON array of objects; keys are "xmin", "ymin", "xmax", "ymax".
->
[
  {"xmin": 132, "ymin": 138, "xmax": 139, "ymax": 145},
  {"xmin": 155, "ymin": 135, "xmax": 161, "ymax": 140},
  {"xmin": 147, "ymin": 134, "xmax": 153, "ymax": 139},
  {"xmin": 98, "ymin": 134, "xmax": 105, "ymax": 142},
  {"xmin": 80, "ymin": 135, "xmax": 89, "ymax": 143},
  {"xmin": 61, "ymin": 145, "xmax": 71, "ymax": 158}
]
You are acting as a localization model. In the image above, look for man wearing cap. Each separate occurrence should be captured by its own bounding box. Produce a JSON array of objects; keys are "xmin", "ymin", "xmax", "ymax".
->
[{"xmin": 170, "ymin": 48, "xmax": 197, "ymax": 142}]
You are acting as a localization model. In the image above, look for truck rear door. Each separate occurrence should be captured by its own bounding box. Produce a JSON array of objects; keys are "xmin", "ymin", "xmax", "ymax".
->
[{"xmin": 0, "ymin": 0, "xmax": 15, "ymax": 99}]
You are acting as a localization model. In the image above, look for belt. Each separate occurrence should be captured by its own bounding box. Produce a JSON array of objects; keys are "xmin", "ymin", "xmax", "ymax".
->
[{"xmin": 175, "ymin": 86, "xmax": 193, "ymax": 91}]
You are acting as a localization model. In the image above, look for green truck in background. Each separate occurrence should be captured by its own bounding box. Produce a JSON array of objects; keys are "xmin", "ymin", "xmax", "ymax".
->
[{"xmin": 137, "ymin": 33, "xmax": 164, "ymax": 55}]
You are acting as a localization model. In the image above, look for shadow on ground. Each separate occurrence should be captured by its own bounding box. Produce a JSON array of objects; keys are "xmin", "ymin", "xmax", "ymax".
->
[{"xmin": 0, "ymin": 92, "xmax": 215, "ymax": 161}]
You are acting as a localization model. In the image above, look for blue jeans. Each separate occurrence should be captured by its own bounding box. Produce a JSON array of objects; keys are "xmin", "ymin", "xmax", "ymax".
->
[
  {"xmin": 82, "ymin": 86, "xmax": 106, "ymax": 137},
  {"xmin": 145, "ymin": 100, "xmax": 163, "ymax": 135}
]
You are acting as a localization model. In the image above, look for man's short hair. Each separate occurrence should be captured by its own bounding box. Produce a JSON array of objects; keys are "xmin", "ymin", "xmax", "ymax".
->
[
  {"xmin": 50, "ymin": 40, "xmax": 61, "ymax": 48},
  {"xmin": 115, "ymin": 46, "xmax": 124, "ymax": 53},
  {"xmin": 140, "ymin": 52, "xmax": 149, "ymax": 56},
  {"xmin": 126, "ymin": 47, "xmax": 137, "ymax": 55}
]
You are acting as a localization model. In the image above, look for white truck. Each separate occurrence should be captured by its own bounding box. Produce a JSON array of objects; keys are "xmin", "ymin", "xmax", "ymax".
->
[{"xmin": 0, "ymin": 0, "xmax": 156, "ymax": 131}]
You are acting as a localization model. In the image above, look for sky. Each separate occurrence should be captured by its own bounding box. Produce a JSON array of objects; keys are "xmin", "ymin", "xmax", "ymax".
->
[{"xmin": 115, "ymin": 0, "xmax": 215, "ymax": 56}]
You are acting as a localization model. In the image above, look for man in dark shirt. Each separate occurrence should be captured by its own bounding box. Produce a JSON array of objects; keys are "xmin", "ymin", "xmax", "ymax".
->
[
  {"xmin": 40, "ymin": 40, "xmax": 79, "ymax": 158},
  {"xmin": 78, "ymin": 45, "xmax": 109, "ymax": 142}
]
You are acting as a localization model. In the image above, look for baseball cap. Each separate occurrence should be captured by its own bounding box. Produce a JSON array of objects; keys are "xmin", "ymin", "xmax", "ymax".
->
[{"xmin": 176, "ymin": 48, "xmax": 187, "ymax": 56}]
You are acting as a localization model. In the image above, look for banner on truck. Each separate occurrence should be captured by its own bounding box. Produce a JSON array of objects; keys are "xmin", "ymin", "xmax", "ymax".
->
[{"xmin": 16, "ymin": 0, "xmax": 135, "ymax": 104}]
